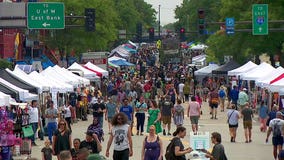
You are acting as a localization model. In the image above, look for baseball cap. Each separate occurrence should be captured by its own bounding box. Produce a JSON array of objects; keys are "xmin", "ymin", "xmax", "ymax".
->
[{"xmin": 242, "ymin": 88, "xmax": 247, "ymax": 91}]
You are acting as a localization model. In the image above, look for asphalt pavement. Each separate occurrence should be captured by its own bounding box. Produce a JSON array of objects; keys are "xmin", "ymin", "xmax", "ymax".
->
[{"xmin": 14, "ymin": 100, "xmax": 272, "ymax": 160}]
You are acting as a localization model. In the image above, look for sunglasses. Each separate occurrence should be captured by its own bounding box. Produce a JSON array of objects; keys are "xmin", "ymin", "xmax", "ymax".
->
[
  {"xmin": 59, "ymin": 123, "xmax": 66, "ymax": 126},
  {"xmin": 117, "ymin": 118, "xmax": 122, "ymax": 121}
]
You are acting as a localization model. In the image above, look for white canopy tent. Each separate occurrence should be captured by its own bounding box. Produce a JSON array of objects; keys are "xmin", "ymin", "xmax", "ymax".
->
[
  {"xmin": 0, "ymin": 91, "xmax": 11, "ymax": 106},
  {"xmin": 194, "ymin": 63, "xmax": 219, "ymax": 76},
  {"xmin": 0, "ymin": 77, "xmax": 38, "ymax": 101},
  {"xmin": 255, "ymin": 66, "xmax": 284, "ymax": 88},
  {"xmin": 84, "ymin": 62, "xmax": 109, "ymax": 78},
  {"xmin": 54, "ymin": 66, "xmax": 90, "ymax": 86},
  {"xmin": 108, "ymin": 56, "xmax": 126, "ymax": 62},
  {"xmin": 111, "ymin": 45, "xmax": 131, "ymax": 57},
  {"xmin": 240, "ymin": 62, "xmax": 275, "ymax": 80},
  {"xmin": 28, "ymin": 71, "xmax": 63, "ymax": 93},
  {"xmin": 6, "ymin": 67, "xmax": 50, "ymax": 93},
  {"xmin": 43, "ymin": 66, "xmax": 80, "ymax": 87},
  {"xmin": 40, "ymin": 69, "xmax": 74, "ymax": 92},
  {"xmin": 267, "ymin": 73, "xmax": 284, "ymax": 92},
  {"xmin": 68, "ymin": 62, "xmax": 100, "ymax": 81},
  {"xmin": 228, "ymin": 61, "xmax": 258, "ymax": 76}
]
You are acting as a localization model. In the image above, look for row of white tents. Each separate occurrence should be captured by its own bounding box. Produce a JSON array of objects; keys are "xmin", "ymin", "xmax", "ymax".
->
[
  {"xmin": 195, "ymin": 61, "xmax": 284, "ymax": 93},
  {"xmin": 0, "ymin": 62, "xmax": 109, "ymax": 107}
]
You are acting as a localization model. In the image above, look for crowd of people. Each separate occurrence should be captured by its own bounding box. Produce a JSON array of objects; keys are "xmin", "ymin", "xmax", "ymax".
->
[{"xmin": 4, "ymin": 45, "xmax": 284, "ymax": 160}]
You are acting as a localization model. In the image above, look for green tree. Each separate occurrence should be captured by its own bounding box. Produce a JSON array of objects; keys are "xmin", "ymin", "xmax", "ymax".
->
[
  {"xmin": 43, "ymin": 0, "xmax": 119, "ymax": 55},
  {"xmin": 174, "ymin": 0, "xmax": 221, "ymax": 42},
  {"xmin": 206, "ymin": 0, "xmax": 284, "ymax": 65}
]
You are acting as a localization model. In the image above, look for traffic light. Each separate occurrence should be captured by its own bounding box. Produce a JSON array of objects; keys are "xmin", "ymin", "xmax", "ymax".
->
[
  {"xmin": 180, "ymin": 27, "xmax": 185, "ymax": 41},
  {"xmin": 149, "ymin": 27, "xmax": 154, "ymax": 41},
  {"xmin": 198, "ymin": 9, "xmax": 205, "ymax": 35},
  {"xmin": 136, "ymin": 23, "xmax": 142, "ymax": 41},
  {"xmin": 85, "ymin": 8, "xmax": 95, "ymax": 32}
]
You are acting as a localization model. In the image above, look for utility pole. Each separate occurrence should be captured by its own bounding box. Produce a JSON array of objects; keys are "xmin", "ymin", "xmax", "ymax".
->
[{"xmin": 158, "ymin": 4, "xmax": 161, "ymax": 40}]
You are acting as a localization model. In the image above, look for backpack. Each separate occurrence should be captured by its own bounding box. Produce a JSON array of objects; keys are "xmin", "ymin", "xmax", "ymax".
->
[
  {"xmin": 273, "ymin": 120, "xmax": 282, "ymax": 137},
  {"xmin": 219, "ymin": 90, "xmax": 225, "ymax": 98},
  {"xmin": 165, "ymin": 137, "xmax": 179, "ymax": 160}
]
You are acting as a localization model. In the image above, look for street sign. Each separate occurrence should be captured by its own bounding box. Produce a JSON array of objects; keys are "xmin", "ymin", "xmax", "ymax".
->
[
  {"xmin": 252, "ymin": 4, "xmax": 268, "ymax": 35},
  {"xmin": 118, "ymin": 30, "xmax": 126, "ymax": 39},
  {"xmin": 27, "ymin": 2, "xmax": 65, "ymax": 29},
  {"xmin": 225, "ymin": 17, "xmax": 235, "ymax": 35}
]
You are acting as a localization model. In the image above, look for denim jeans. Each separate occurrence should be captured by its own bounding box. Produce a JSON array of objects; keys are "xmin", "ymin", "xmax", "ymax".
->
[
  {"xmin": 30, "ymin": 122, "xmax": 38, "ymax": 143},
  {"xmin": 47, "ymin": 122, "xmax": 57, "ymax": 143},
  {"xmin": 136, "ymin": 113, "xmax": 145, "ymax": 132}
]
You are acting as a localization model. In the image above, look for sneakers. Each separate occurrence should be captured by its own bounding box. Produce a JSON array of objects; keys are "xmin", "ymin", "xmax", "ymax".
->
[{"xmin": 163, "ymin": 129, "xmax": 166, "ymax": 136}]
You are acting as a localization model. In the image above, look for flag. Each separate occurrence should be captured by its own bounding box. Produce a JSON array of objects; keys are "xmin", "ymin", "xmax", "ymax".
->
[{"xmin": 14, "ymin": 33, "xmax": 20, "ymax": 60}]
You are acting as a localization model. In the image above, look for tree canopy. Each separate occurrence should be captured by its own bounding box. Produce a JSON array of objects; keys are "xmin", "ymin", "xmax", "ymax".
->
[
  {"xmin": 173, "ymin": 0, "xmax": 284, "ymax": 65},
  {"xmin": 43, "ymin": 0, "xmax": 156, "ymax": 56}
]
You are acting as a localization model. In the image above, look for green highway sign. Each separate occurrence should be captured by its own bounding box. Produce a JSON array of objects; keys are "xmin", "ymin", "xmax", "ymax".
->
[
  {"xmin": 252, "ymin": 4, "xmax": 268, "ymax": 35},
  {"xmin": 27, "ymin": 2, "xmax": 65, "ymax": 29}
]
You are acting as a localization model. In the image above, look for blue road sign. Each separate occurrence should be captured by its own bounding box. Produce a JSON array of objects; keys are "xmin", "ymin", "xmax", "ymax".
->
[{"xmin": 226, "ymin": 18, "xmax": 235, "ymax": 35}]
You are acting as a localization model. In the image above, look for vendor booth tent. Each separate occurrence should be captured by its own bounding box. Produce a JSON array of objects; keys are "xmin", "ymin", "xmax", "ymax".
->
[
  {"xmin": 55, "ymin": 66, "xmax": 90, "ymax": 86},
  {"xmin": 108, "ymin": 56, "xmax": 126, "ymax": 62},
  {"xmin": 84, "ymin": 62, "xmax": 109, "ymax": 78},
  {"xmin": 255, "ymin": 66, "xmax": 284, "ymax": 88},
  {"xmin": 42, "ymin": 66, "xmax": 80, "ymax": 87},
  {"xmin": 228, "ymin": 61, "xmax": 258, "ymax": 76},
  {"xmin": 268, "ymin": 73, "xmax": 284, "ymax": 92},
  {"xmin": 68, "ymin": 62, "xmax": 100, "ymax": 81},
  {"xmin": 0, "ymin": 77, "xmax": 38, "ymax": 101},
  {"xmin": 0, "ymin": 83, "xmax": 18, "ymax": 100},
  {"xmin": 0, "ymin": 69, "xmax": 38, "ymax": 94},
  {"xmin": 110, "ymin": 59, "xmax": 134, "ymax": 66},
  {"xmin": 6, "ymin": 67, "xmax": 50, "ymax": 93},
  {"xmin": 212, "ymin": 60, "xmax": 240, "ymax": 75},
  {"xmin": 0, "ymin": 92, "xmax": 11, "ymax": 106},
  {"xmin": 194, "ymin": 63, "xmax": 219, "ymax": 76},
  {"xmin": 240, "ymin": 62, "xmax": 275, "ymax": 81}
]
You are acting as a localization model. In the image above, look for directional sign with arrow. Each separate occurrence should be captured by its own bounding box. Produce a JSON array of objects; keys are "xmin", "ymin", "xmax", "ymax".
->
[
  {"xmin": 27, "ymin": 2, "xmax": 65, "ymax": 29},
  {"xmin": 252, "ymin": 4, "xmax": 268, "ymax": 35}
]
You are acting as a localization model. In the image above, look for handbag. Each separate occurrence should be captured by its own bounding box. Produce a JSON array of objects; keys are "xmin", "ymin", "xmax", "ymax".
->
[
  {"xmin": 13, "ymin": 115, "xmax": 22, "ymax": 132},
  {"xmin": 20, "ymin": 139, "xmax": 31, "ymax": 155},
  {"xmin": 227, "ymin": 110, "xmax": 235, "ymax": 124},
  {"xmin": 22, "ymin": 125, "xmax": 34, "ymax": 138}
]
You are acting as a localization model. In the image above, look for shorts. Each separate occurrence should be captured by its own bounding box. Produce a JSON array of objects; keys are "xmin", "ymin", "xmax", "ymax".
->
[
  {"xmin": 272, "ymin": 136, "xmax": 284, "ymax": 146},
  {"xmin": 243, "ymin": 120, "xmax": 252, "ymax": 129},
  {"xmin": 190, "ymin": 116, "xmax": 199, "ymax": 124},
  {"xmin": 210, "ymin": 103, "xmax": 218, "ymax": 108},
  {"xmin": 161, "ymin": 116, "xmax": 171, "ymax": 124},
  {"xmin": 229, "ymin": 124, "xmax": 238, "ymax": 128}
]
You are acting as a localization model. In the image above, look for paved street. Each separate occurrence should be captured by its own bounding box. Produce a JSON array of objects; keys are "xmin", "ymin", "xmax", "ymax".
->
[{"xmin": 15, "ymin": 101, "xmax": 272, "ymax": 160}]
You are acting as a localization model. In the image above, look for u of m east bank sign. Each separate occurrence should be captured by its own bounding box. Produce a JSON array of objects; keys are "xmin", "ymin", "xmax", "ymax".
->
[{"xmin": 27, "ymin": 2, "xmax": 65, "ymax": 29}]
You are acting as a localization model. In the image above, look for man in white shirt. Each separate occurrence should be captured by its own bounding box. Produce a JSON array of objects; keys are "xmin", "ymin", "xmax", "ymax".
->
[
  {"xmin": 28, "ymin": 100, "xmax": 40, "ymax": 146},
  {"xmin": 178, "ymin": 81, "xmax": 185, "ymax": 103},
  {"xmin": 266, "ymin": 111, "xmax": 284, "ymax": 160}
]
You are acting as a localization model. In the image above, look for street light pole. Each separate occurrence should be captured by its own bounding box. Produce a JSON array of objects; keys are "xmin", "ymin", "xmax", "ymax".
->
[{"xmin": 158, "ymin": 4, "xmax": 161, "ymax": 40}]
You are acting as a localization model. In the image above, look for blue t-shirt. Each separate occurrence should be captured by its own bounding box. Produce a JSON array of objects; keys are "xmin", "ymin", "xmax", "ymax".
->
[
  {"xmin": 119, "ymin": 105, "xmax": 133, "ymax": 121},
  {"xmin": 106, "ymin": 102, "xmax": 117, "ymax": 118}
]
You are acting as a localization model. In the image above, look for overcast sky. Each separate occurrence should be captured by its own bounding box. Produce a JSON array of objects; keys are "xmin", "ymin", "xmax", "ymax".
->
[{"xmin": 144, "ymin": 0, "xmax": 183, "ymax": 25}]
